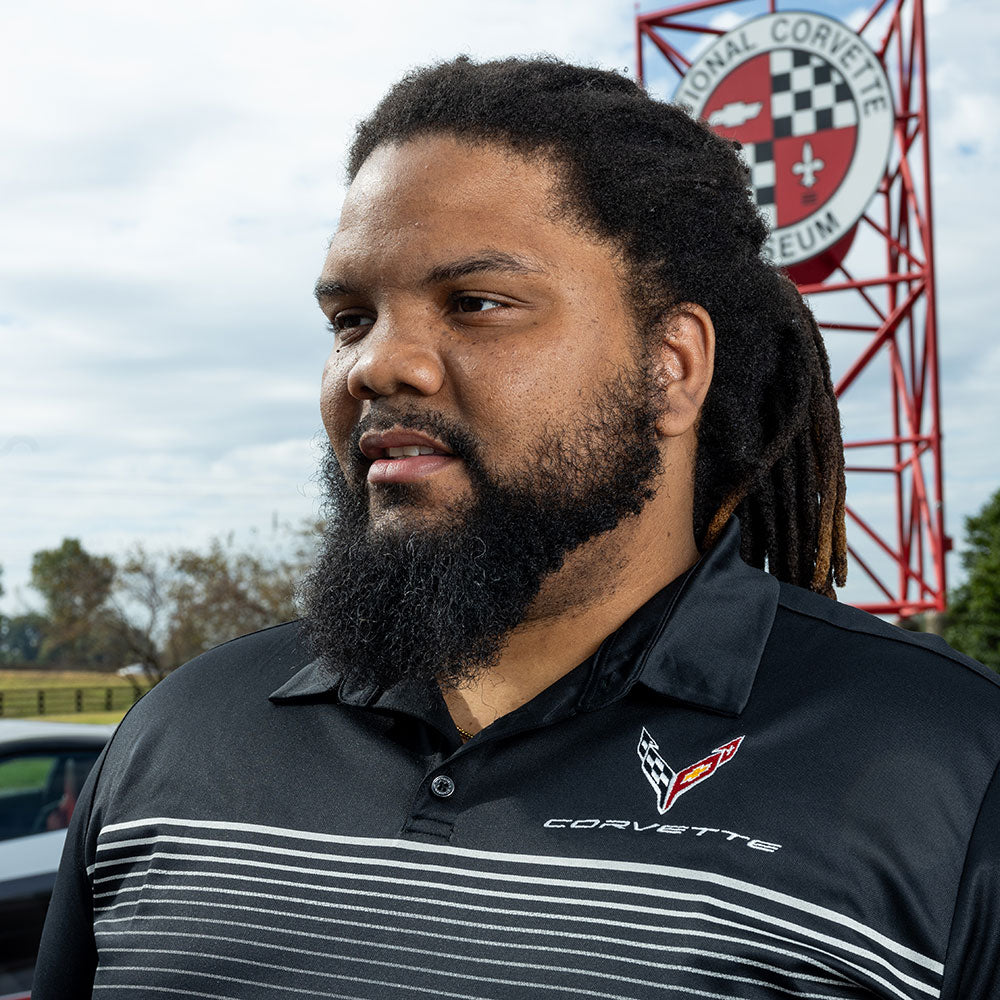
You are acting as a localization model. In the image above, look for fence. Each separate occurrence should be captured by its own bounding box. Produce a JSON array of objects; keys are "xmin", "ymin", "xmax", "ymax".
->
[{"xmin": 0, "ymin": 685, "xmax": 150, "ymax": 718}]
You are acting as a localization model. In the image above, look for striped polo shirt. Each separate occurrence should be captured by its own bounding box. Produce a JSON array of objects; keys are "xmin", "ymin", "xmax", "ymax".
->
[{"xmin": 33, "ymin": 520, "xmax": 1000, "ymax": 999}]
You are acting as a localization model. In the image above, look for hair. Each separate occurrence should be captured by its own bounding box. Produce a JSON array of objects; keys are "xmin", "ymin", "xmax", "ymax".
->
[{"xmin": 346, "ymin": 55, "xmax": 847, "ymax": 597}]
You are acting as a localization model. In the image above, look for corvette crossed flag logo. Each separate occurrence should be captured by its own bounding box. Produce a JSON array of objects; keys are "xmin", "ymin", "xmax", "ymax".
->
[{"xmin": 637, "ymin": 729, "xmax": 745, "ymax": 814}]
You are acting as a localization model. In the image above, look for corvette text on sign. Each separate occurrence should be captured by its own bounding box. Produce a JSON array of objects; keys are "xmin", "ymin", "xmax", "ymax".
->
[{"xmin": 676, "ymin": 11, "xmax": 893, "ymax": 268}]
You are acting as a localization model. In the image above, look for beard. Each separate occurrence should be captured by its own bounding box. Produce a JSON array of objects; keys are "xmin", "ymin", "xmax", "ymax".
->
[{"xmin": 298, "ymin": 357, "xmax": 665, "ymax": 695}]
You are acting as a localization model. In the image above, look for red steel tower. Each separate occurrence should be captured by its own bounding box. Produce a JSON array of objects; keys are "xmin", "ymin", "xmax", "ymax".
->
[{"xmin": 636, "ymin": 0, "xmax": 948, "ymax": 617}]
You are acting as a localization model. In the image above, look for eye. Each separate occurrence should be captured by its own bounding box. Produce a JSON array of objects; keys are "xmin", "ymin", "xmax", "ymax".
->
[
  {"xmin": 454, "ymin": 295, "xmax": 504, "ymax": 313},
  {"xmin": 327, "ymin": 312, "xmax": 375, "ymax": 336}
]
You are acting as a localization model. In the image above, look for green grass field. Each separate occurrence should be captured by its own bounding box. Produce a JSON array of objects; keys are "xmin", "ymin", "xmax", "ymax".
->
[
  {"xmin": 20, "ymin": 710, "xmax": 128, "ymax": 724},
  {"xmin": 0, "ymin": 670, "xmax": 149, "ymax": 722},
  {"xmin": 0, "ymin": 669, "xmax": 142, "ymax": 689}
]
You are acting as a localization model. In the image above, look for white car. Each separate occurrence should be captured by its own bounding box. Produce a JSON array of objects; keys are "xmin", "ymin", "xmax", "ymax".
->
[{"xmin": 0, "ymin": 719, "xmax": 116, "ymax": 997}]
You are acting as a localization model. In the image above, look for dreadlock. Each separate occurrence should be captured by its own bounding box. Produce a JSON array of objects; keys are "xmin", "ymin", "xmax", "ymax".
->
[{"xmin": 346, "ymin": 56, "xmax": 848, "ymax": 597}]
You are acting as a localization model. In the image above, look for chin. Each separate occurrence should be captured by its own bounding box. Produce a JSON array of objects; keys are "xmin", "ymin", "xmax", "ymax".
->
[
  {"xmin": 367, "ymin": 485, "xmax": 472, "ymax": 529},
  {"xmin": 367, "ymin": 506, "xmax": 430, "ymax": 533}
]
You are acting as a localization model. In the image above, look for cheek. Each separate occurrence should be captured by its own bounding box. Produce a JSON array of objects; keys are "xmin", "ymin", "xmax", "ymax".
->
[
  {"xmin": 319, "ymin": 354, "xmax": 357, "ymax": 450},
  {"xmin": 456, "ymin": 334, "xmax": 612, "ymax": 461},
  {"xmin": 504, "ymin": 323, "xmax": 615, "ymax": 408}
]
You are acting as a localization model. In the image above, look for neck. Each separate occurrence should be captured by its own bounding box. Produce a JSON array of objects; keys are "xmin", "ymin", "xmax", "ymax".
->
[{"xmin": 440, "ymin": 486, "xmax": 699, "ymax": 735}]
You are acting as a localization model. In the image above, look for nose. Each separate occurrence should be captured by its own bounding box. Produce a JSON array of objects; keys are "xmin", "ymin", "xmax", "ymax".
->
[{"xmin": 345, "ymin": 314, "xmax": 446, "ymax": 401}]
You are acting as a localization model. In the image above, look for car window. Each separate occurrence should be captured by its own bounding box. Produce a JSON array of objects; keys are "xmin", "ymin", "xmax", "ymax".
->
[{"xmin": 0, "ymin": 751, "xmax": 101, "ymax": 841}]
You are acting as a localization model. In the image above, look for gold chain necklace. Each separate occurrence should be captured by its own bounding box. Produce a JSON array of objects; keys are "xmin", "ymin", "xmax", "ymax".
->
[{"xmin": 455, "ymin": 724, "xmax": 474, "ymax": 742}]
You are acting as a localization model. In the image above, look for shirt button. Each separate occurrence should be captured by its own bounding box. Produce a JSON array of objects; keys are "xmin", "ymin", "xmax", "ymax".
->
[{"xmin": 430, "ymin": 775, "xmax": 455, "ymax": 798}]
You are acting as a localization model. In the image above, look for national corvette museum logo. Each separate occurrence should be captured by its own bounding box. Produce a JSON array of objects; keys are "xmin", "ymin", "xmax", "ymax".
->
[
  {"xmin": 637, "ymin": 728, "xmax": 744, "ymax": 813},
  {"xmin": 676, "ymin": 11, "xmax": 893, "ymax": 268}
]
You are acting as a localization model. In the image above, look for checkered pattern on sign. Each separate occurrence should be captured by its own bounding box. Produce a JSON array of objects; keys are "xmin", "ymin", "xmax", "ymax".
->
[
  {"xmin": 770, "ymin": 48, "xmax": 857, "ymax": 139},
  {"xmin": 737, "ymin": 141, "xmax": 778, "ymax": 229}
]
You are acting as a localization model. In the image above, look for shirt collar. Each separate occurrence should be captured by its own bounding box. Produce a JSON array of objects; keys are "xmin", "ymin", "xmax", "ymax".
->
[
  {"xmin": 269, "ymin": 518, "xmax": 778, "ymax": 719},
  {"xmin": 578, "ymin": 517, "xmax": 779, "ymax": 716}
]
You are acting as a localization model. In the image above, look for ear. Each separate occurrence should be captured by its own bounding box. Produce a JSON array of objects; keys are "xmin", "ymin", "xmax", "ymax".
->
[{"xmin": 650, "ymin": 303, "xmax": 716, "ymax": 439}]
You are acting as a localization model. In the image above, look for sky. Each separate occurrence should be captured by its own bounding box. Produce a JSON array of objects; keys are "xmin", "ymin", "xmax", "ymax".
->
[{"xmin": 1, "ymin": 0, "xmax": 997, "ymax": 616}]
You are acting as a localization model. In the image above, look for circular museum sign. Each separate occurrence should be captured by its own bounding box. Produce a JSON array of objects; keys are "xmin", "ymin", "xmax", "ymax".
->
[{"xmin": 676, "ymin": 11, "xmax": 894, "ymax": 269}]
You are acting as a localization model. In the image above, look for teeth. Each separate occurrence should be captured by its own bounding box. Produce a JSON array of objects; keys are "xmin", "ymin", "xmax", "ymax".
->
[{"xmin": 386, "ymin": 445, "xmax": 439, "ymax": 458}]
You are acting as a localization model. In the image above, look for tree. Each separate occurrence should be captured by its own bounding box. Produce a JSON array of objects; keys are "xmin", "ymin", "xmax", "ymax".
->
[
  {"xmin": 0, "ymin": 612, "xmax": 49, "ymax": 664},
  {"xmin": 0, "ymin": 562, "xmax": 52, "ymax": 666},
  {"xmin": 19, "ymin": 522, "xmax": 321, "ymax": 676},
  {"xmin": 112, "ymin": 520, "xmax": 321, "ymax": 680},
  {"xmin": 944, "ymin": 488, "xmax": 1000, "ymax": 671},
  {"xmin": 109, "ymin": 543, "xmax": 173, "ymax": 679},
  {"xmin": 31, "ymin": 539, "xmax": 114, "ymax": 625},
  {"xmin": 30, "ymin": 538, "xmax": 118, "ymax": 666}
]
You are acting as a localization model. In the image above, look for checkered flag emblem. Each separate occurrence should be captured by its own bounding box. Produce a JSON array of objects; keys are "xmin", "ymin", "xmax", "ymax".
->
[
  {"xmin": 770, "ymin": 49, "xmax": 857, "ymax": 141},
  {"xmin": 686, "ymin": 12, "xmax": 893, "ymax": 269},
  {"xmin": 637, "ymin": 728, "xmax": 677, "ymax": 813},
  {"xmin": 637, "ymin": 728, "xmax": 745, "ymax": 814},
  {"xmin": 721, "ymin": 48, "xmax": 859, "ymax": 231}
]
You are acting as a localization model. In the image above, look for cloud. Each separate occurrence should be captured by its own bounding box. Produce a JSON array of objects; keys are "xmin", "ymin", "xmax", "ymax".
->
[
  {"xmin": 1, "ymin": 0, "xmax": 997, "ymax": 622},
  {"xmin": 0, "ymin": 0, "xmax": 635, "ymax": 605}
]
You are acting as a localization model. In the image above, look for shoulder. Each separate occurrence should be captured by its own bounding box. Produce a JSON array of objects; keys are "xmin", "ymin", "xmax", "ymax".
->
[
  {"xmin": 770, "ymin": 581, "xmax": 1000, "ymax": 722},
  {"xmin": 118, "ymin": 619, "xmax": 312, "ymax": 729},
  {"xmin": 775, "ymin": 581, "xmax": 995, "ymax": 678},
  {"xmin": 79, "ymin": 620, "xmax": 315, "ymax": 834}
]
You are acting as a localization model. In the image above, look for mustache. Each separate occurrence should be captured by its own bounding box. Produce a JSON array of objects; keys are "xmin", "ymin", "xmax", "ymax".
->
[{"xmin": 347, "ymin": 406, "xmax": 485, "ymax": 471}]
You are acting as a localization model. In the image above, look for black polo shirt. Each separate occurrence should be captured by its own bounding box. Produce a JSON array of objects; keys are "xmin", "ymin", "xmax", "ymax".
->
[{"xmin": 34, "ymin": 520, "xmax": 1000, "ymax": 999}]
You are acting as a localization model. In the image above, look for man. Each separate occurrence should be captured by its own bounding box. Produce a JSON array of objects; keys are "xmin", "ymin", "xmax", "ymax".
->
[{"xmin": 34, "ymin": 57, "xmax": 999, "ymax": 999}]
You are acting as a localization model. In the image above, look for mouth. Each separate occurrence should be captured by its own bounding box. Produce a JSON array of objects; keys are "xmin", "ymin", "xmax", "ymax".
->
[{"xmin": 358, "ymin": 427, "xmax": 460, "ymax": 486}]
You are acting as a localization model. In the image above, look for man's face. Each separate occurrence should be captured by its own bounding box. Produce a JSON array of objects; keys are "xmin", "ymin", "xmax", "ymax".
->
[
  {"xmin": 315, "ymin": 134, "xmax": 650, "ymax": 533},
  {"xmin": 302, "ymin": 135, "xmax": 667, "ymax": 690}
]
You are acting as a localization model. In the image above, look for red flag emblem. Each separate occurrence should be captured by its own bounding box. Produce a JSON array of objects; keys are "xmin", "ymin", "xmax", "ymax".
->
[{"xmin": 637, "ymin": 728, "xmax": 744, "ymax": 814}]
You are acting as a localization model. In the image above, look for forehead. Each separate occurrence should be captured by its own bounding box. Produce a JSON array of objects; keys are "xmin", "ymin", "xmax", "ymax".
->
[{"xmin": 322, "ymin": 135, "xmax": 612, "ymax": 284}]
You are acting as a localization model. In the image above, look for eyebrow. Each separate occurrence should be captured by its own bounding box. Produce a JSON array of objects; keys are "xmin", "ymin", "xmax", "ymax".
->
[
  {"xmin": 314, "ymin": 250, "xmax": 545, "ymax": 302},
  {"xmin": 314, "ymin": 278, "xmax": 352, "ymax": 301},
  {"xmin": 422, "ymin": 251, "xmax": 545, "ymax": 285}
]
